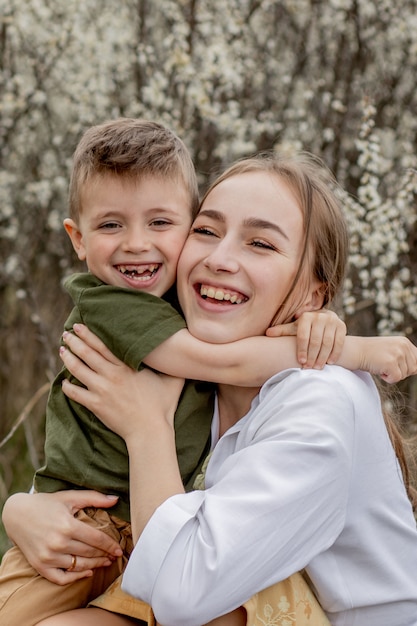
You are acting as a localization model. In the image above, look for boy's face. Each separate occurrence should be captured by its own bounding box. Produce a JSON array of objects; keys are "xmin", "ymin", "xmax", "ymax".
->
[{"xmin": 64, "ymin": 174, "xmax": 192, "ymax": 297}]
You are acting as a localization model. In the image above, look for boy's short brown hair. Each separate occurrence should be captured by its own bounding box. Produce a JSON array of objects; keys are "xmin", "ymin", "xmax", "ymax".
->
[{"xmin": 69, "ymin": 118, "xmax": 199, "ymax": 221}]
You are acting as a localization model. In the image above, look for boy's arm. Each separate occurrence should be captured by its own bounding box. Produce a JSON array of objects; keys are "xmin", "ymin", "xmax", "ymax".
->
[
  {"xmin": 143, "ymin": 328, "xmax": 299, "ymax": 386},
  {"xmin": 143, "ymin": 310, "xmax": 345, "ymax": 387},
  {"xmin": 143, "ymin": 321, "xmax": 417, "ymax": 387}
]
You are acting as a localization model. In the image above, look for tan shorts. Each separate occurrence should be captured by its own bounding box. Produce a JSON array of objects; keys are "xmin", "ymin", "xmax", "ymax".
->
[
  {"xmin": 0, "ymin": 507, "xmax": 132, "ymax": 626},
  {"xmin": 90, "ymin": 574, "xmax": 155, "ymax": 624},
  {"xmin": 90, "ymin": 570, "xmax": 330, "ymax": 626}
]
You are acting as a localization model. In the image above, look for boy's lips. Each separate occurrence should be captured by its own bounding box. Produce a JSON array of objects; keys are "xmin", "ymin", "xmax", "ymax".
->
[
  {"xmin": 198, "ymin": 283, "xmax": 248, "ymax": 305},
  {"xmin": 116, "ymin": 263, "xmax": 160, "ymax": 281}
]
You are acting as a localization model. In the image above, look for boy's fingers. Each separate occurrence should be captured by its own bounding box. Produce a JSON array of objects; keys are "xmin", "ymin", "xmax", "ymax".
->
[
  {"xmin": 305, "ymin": 325, "xmax": 338, "ymax": 369},
  {"xmin": 295, "ymin": 322, "xmax": 313, "ymax": 359},
  {"xmin": 327, "ymin": 326, "xmax": 346, "ymax": 365},
  {"xmin": 265, "ymin": 322, "xmax": 297, "ymax": 337},
  {"xmin": 304, "ymin": 336, "xmax": 325, "ymax": 368}
]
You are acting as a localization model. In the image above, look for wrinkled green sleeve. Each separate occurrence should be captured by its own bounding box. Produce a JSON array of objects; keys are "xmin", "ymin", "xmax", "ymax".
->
[{"xmin": 64, "ymin": 273, "xmax": 186, "ymax": 369}]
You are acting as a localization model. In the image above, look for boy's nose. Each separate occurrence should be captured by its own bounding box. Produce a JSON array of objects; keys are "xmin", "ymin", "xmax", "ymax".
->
[{"xmin": 122, "ymin": 229, "xmax": 151, "ymax": 253}]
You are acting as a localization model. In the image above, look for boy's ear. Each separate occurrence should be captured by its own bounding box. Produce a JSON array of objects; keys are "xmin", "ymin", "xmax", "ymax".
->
[
  {"xmin": 63, "ymin": 218, "xmax": 86, "ymax": 261},
  {"xmin": 294, "ymin": 280, "xmax": 325, "ymax": 318}
]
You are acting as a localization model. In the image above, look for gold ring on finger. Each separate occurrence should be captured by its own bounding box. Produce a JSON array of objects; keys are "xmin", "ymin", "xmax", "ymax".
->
[{"xmin": 66, "ymin": 554, "xmax": 77, "ymax": 572}]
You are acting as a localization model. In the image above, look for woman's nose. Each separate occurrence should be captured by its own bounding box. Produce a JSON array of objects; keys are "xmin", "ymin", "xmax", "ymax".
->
[{"xmin": 203, "ymin": 238, "xmax": 240, "ymax": 273}]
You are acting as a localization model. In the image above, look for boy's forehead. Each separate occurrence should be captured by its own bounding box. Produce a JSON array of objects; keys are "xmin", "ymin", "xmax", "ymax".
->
[
  {"xmin": 80, "ymin": 171, "xmax": 194, "ymax": 215},
  {"xmin": 85, "ymin": 171, "xmax": 189, "ymax": 193}
]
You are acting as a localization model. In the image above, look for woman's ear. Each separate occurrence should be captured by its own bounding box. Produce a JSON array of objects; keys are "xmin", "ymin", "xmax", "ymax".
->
[
  {"xmin": 63, "ymin": 218, "xmax": 87, "ymax": 261},
  {"xmin": 294, "ymin": 280, "xmax": 325, "ymax": 318}
]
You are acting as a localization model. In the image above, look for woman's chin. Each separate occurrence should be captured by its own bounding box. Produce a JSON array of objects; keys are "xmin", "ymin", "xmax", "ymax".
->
[{"xmin": 187, "ymin": 321, "xmax": 245, "ymax": 345}]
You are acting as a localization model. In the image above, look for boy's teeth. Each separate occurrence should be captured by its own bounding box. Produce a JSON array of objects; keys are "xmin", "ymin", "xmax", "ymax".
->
[
  {"xmin": 119, "ymin": 264, "xmax": 158, "ymax": 275},
  {"xmin": 200, "ymin": 285, "xmax": 244, "ymax": 304}
]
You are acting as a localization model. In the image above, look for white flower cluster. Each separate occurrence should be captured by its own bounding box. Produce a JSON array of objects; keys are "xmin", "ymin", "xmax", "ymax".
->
[
  {"xmin": 341, "ymin": 102, "xmax": 417, "ymax": 334},
  {"xmin": 1, "ymin": 0, "xmax": 417, "ymax": 342}
]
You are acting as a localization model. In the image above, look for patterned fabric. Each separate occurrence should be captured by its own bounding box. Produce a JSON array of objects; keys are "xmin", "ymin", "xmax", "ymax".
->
[{"xmin": 243, "ymin": 572, "xmax": 330, "ymax": 626}]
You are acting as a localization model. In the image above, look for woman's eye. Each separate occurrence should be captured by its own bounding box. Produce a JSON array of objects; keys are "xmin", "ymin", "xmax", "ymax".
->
[
  {"xmin": 250, "ymin": 239, "xmax": 276, "ymax": 250},
  {"xmin": 192, "ymin": 226, "xmax": 216, "ymax": 236}
]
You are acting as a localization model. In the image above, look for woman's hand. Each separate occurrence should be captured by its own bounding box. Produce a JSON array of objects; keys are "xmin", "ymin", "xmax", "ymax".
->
[
  {"xmin": 2, "ymin": 490, "xmax": 123, "ymax": 584},
  {"xmin": 267, "ymin": 309, "xmax": 347, "ymax": 369},
  {"xmin": 60, "ymin": 324, "xmax": 184, "ymax": 440}
]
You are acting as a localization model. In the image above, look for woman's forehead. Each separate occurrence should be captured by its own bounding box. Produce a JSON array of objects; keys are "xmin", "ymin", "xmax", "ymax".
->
[{"xmin": 201, "ymin": 170, "xmax": 303, "ymax": 230}]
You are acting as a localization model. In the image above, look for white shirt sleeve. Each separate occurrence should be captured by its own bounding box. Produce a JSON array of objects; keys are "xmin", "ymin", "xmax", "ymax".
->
[{"xmin": 122, "ymin": 368, "xmax": 357, "ymax": 626}]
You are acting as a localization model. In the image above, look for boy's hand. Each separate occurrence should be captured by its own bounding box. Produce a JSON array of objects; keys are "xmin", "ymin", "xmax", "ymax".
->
[
  {"xmin": 353, "ymin": 336, "xmax": 417, "ymax": 384},
  {"xmin": 266, "ymin": 310, "xmax": 346, "ymax": 369}
]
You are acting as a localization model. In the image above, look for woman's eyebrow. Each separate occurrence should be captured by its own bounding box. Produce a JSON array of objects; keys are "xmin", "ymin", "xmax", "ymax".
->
[
  {"xmin": 243, "ymin": 217, "xmax": 289, "ymax": 240},
  {"xmin": 197, "ymin": 209, "xmax": 225, "ymax": 222},
  {"xmin": 197, "ymin": 210, "xmax": 289, "ymax": 240}
]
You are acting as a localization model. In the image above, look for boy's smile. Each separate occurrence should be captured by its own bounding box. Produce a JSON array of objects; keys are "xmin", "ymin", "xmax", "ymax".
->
[
  {"xmin": 116, "ymin": 263, "xmax": 160, "ymax": 286},
  {"xmin": 64, "ymin": 174, "xmax": 192, "ymax": 297}
]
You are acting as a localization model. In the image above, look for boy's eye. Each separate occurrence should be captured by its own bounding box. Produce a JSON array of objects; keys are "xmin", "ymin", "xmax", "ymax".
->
[
  {"xmin": 100, "ymin": 222, "xmax": 120, "ymax": 230},
  {"xmin": 150, "ymin": 219, "xmax": 171, "ymax": 227}
]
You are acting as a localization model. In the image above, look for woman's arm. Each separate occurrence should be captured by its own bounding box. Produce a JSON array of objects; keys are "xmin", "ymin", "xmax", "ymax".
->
[
  {"xmin": 59, "ymin": 332, "xmax": 186, "ymax": 543},
  {"xmin": 2, "ymin": 490, "xmax": 123, "ymax": 584},
  {"xmin": 115, "ymin": 370, "xmax": 185, "ymax": 542}
]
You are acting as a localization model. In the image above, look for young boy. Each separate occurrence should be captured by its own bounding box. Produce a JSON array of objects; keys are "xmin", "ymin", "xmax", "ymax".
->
[{"xmin": 0, "ymin": 118, "xmax": 347, "ymax": 625}]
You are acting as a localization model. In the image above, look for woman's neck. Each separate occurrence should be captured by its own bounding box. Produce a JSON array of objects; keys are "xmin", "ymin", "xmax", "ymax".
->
[{"xmin": 217, "ymin": 384, "xmax": 260, "ymax": 437}]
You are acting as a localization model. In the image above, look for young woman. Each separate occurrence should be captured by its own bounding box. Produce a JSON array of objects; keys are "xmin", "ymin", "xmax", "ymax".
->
[{"xmin": 5, "ymin": 153, "xmax": 417, "ymax": 626}]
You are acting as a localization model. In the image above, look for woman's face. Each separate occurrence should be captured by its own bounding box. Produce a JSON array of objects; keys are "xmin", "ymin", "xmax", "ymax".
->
[{"xmin": 177, "ymin": 170, "xmax": 316, "ymax": 344}]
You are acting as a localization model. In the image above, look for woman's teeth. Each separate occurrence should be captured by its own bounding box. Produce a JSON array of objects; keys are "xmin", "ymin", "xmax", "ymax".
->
[{"xmin": 200, "ymin": 285, "xmax": 245, "ymax": 304}]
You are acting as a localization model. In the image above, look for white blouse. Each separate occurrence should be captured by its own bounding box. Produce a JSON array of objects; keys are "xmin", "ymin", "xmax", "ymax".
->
[{"xmin": 122, "ymin": 366, "xmax": 417, "ymax": 626}]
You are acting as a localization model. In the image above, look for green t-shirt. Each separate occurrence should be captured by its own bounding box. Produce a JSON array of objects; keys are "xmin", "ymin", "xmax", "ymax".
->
[{"xmin": 34, "ymin": 273, "xmax": 213, "ymax": 521}]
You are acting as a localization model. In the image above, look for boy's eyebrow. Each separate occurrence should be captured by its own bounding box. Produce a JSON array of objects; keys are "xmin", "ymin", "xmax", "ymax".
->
[
  {"xmin": 146, "ymin": 206, "xmax": 185, "ymax": 214},
  {"xmin": 93, "ymin": 205, "xmax": 184, "ymax": 219},
  {"xmin": 197, "ymin": 209, "xmax": 289, "ymax": 240}
]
